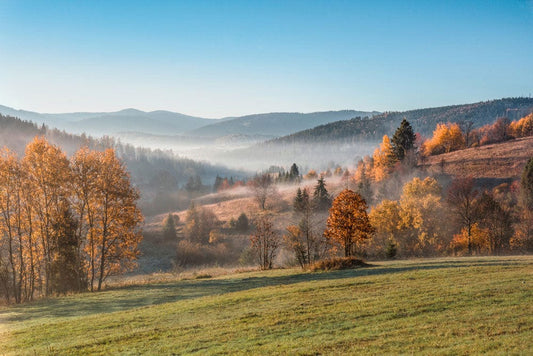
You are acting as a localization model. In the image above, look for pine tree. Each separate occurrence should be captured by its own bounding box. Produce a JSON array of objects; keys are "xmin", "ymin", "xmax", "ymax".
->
[
  {"xmin": 162, "ymin": 213, "xmax": 177, "ymax": 240},
  {"xmin": 313, "ymin": 177, "xmax": 331, "ymax": 211},
  {"xmin": 391, "ymin": 119, "xmax": 416, "ymax": 161}
]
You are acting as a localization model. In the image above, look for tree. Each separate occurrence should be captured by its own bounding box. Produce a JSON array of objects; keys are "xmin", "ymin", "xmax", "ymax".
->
[
  {"xmin": 423, "ymin": 123, "xmax": 465, "ymax": 156},
  {"xmin": 90, "ymin": 149, "xmax": 143, "ymax": 291},
  {"xmin": 514, "ymin": 158, "xmax": 533, "ymax": 251},
  {"xmin": 183, "ymin": 204, "xmax": 219, "ymax": 244},
  {"xmin": 162, "ymin": 213, "xmax": 177, "ymax": 240},
  {"xmin": 249, "ymin": 214, "xmax": 281, "ymax": 269},
  {"xmin": 372, "ymin": 135, "xmax": 396, "ymax": 182},
  {"xmin": 23, "ymin": 137, "xmax": 72, "ymax": 296},
  {"xmin": 324, "ymin": 189, "xmax": 374, "ymax": 257},
  {"xmin": 480, "ymin": 117, "xmax": 511, "ymax": 145},
  {"xmin": 369, "ymin": 199, "xmax": 402, "ymax": 257},
  {"xmin": 447, "ymin": 176, "xmax": 479, "ymax": 255},
  {"xmin": 312, "ymin": 177, "xmax": 331, "ymax": 211},
  {"xmin": 286, "ymin": 187, "xmax": 326, "ymax": 267},
  {"xmin": 289, "ymin": 163, "xmax": 300, "ymax": 182},
  {"xmin": 250, "ymin": 174, "xmax": 276, "ymax": 211},
  {"xmin": 235, "ymin": 212, "xmax": 249, "ymax": 232},
  {"xmin": 391, "ymin": 119, "xmax": 416, "ymax": 161},
  {"xmin": 477, "ymin": 192, "xmax": 513, "ymax": 254},
  {"xmin": 354, "ymin": 159, "xmax": 373, "ymax": 203},
  {"xmin": 398, "ymin": 177, "xmax": 447, "ymax": 256}
]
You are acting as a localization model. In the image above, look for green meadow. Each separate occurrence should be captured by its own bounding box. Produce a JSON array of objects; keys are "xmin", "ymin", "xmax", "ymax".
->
[{"xmin": 1, "ymin": 256, "xmax": 531, "ymax": 355}]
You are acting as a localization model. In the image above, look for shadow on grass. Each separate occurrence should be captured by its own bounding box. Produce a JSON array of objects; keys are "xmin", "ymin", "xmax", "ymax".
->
[{"xmin": 2, "ymin": 257, "xmax": 523, "ymax": 324}]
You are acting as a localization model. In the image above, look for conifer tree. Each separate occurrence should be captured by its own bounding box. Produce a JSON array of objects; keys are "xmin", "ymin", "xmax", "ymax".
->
[
  {"xmin": 313, "ymin": 177, "xmax": 331, "ymax": 211},
  {"xmin": 391, "ymin": 119, "xmax": 416, "ymax": 161}
]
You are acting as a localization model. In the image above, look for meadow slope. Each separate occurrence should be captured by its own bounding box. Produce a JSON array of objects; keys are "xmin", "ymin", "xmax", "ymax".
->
[
  {"xmin": 419, "ymin": 136, "xmax": 533, "ymax": 179},
  {"xmin": 0, "ymin": 256, "xmax": 531, "ymax": 355}
]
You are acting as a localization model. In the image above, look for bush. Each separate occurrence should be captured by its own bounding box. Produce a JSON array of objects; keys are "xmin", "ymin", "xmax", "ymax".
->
[
  {"xmin": 176, "ymin": 240, "xmax": 234, "ymax": 267},
  {"xmin": 310, "ymin": 257, "xmax": 369, "ymax": 271}
]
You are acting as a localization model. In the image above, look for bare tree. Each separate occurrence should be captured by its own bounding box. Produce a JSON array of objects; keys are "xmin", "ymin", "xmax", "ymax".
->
[
  {"xmin": 447, "ymin": 176, "xmax": 479, "ymax": 255},
  {"xmin": 249, "ymin": 174, "xmax": 277, "ymax": 211},
  {"xmin": 250, "ymin": 214, "xmax": 281, "ymax": 269}
]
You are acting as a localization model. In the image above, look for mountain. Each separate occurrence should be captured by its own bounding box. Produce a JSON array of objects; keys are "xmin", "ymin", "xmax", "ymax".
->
[
  {"xmin": 0, "ymin": 105, "xmax": 215, "ymax": 136},
  {"xmin": 271, "ymin": 98, "xmax": 533, "ymax": 144},
  {"xmin": 189, "ymin": 110, "xmax": 380, "ymax": 138}
]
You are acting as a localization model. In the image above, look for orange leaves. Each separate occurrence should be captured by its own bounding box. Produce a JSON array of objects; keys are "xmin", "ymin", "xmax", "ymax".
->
[
  {"xmin": 324, "ymin": 189, "xmax": 374, "ymax": 257},
  {"xmin": 0, "ymin": 136, "xmax": 143, "ymax": 301},
  {"xmin": 422, "ymin": 123, "xmax": 465, "ymax": 156}
]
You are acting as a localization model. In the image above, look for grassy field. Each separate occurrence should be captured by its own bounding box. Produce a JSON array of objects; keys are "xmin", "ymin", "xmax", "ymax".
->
[{"xmin": 0, "ymin": 256, "xmax": 531, "ymax": 355}]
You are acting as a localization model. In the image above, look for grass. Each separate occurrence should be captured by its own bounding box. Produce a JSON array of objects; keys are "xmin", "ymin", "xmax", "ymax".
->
[{"xmin": 0, "ymin": 256, "xmax": 531, "ymax": 355}]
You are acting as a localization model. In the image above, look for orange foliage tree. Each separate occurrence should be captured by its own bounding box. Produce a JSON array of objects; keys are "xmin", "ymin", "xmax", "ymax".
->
[
  {"xmin": 0, "ymin": 137, "xmax": 143, "ymax": 302},
  {"xmin": 423, "ymin": 123, "xmax": 465, "ymax": 156},
  {"xmin": 372, "ymin": 135, "xmax": 396, "ymax": 182},
  {"xmin": 324, "ymin": 189, "xmax": 374, "ymax": 257}
]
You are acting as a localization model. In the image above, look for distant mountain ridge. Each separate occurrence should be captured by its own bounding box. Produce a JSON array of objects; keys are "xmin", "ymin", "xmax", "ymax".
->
[
  {"xmin": 189, "ymin": 110, "xmax": 380, "ymax": 137},
  {"xmin": 271, "ymin": 98, "xmax": 533, "ymax": 144},
  {"xmin": 0, "ymin": 105, "xmax": 215, "ymax": 136},
  {"xmin": 0, "ymin": 105, "xmax": 379, "ymax": 138}
]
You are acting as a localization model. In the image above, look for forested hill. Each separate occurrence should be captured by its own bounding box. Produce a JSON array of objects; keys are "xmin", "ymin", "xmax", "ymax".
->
[
  {"xmin": 270, "ymin": 98, "xmax": 533, "ymax": 144},
  {"xmin": 0, "ymin": 114, "xmax": 246, "ymax": 214}
]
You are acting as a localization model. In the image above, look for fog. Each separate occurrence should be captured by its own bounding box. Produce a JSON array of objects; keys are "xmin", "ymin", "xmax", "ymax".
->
[{"xmin": 115, "ymin": 132, "xmax": 379, "ymax": 173}]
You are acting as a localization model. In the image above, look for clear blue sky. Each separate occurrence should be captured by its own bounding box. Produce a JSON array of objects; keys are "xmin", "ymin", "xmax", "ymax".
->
[{"xmin": 1, "ymin": 0, "xmax": 532, "ymax": 117}]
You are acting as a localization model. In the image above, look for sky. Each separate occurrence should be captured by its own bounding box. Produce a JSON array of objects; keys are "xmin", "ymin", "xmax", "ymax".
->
[{"xmin": 0, "ymin": 0, "xmax": 532, "ymax": 118}]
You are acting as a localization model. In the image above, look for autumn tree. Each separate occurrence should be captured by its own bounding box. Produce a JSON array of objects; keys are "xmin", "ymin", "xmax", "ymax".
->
[
  {"xmin": 398, "ymin": 177, "xmax": 447, "ymax": 256},
  {"xmin": 0, "ymin": 138, "xmax": 143, "ymax": 301},
  {"xmin": 250, "ymin": 214, "xmax": 281, "ymax": 269},
  {"xmin": 423, "ymin": 123, "xmax": 465, "ymax": 156},
  {"xmin": 477, "ymin": 192, "xmax": 513, "ymax": 254},
  {"xmin": 514, "ymin": 157, "xmax": 533, "ymax": 251},
  {"xmin": 89, "ymin": 149, "xmax": 143, "ymax": 291},
  {"xmin": 324, "ymin": 189, "xmax": 374, "ymax": 257},
  {"xmin": 509, "ymin": 113, "xmax": 533, "ymax": 138},
  {"xmin": 183, "ymin": 203, "xmax": 219, "ymax": 244},
  {"xmin": 372, "ymin": 135, "xmax": 396, "ymax": 182},
  {"xmin": 368, "ymin": 199, "xmax": 402, "ymax": 257},
  {"xmin": 354, "ymin": 159, "xmax": 373, "ymax": 203},
  {"xmin": 391, "ymin": 119, "xmax": 416, "ymax": 161},
  {"xmin": 447, "ymin": 176, "xmax": 479, "ymax": 255},
  {"xmin": 23, "ymin": 137, "xmax": 72, "ymax": 296},
  {"xmin": 479, "ymin": 117, "xmax": 511, "ymax": 145}
]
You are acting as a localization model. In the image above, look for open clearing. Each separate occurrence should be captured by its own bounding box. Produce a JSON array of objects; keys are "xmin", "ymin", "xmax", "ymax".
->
[{"xmin": 0, "ymin": 256, "xmax": 531, "ymax": 355}]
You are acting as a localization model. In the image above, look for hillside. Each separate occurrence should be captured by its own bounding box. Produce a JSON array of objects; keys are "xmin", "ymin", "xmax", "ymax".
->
[
  {"xmin": 272, "ymin": 98, "xmax": 533, "ymax": 144},
  {"xmin": 189, "ymin": 110, "xmax": 379, "ymax": 138},
  {"xmin": 419, "ymin": 136, "xmax": 533, "ymax": 179},
  {"xmin": 0, "ymin": 113, "xmax": 247, "ymax": 215},
  {"xmin": 1, "ymin": 257, "xmax": 531, "ymax": 354}
]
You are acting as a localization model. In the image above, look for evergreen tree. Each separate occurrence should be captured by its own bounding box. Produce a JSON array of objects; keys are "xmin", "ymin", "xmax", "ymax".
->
[
  {"xmin": 289, "ymin": 163, "xmax": 300, "ymax": 181},
  {"xmin": 313, "ymin": 177, "xmax": 332, "ymax": 211},
  {"xmin": 235, "ymin": 213, "xmax": 249, "ymax": 232},
  {"xmin": 391, "ymin": 119, "xmax": 416, "ymax": 161},
  {"xmin": 162, "ymin": 213, "xmax": 177, "ymax": 239}
]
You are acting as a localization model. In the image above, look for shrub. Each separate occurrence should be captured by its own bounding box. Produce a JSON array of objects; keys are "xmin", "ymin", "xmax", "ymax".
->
[{"xmin": 310, "ymin": 256, "xmax": 369, "ymax": 271}]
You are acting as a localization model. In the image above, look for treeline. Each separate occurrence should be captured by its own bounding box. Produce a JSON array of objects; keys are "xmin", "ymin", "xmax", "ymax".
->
[
  {"xmin": 0, "ymin": 137, "xmax": 142, "ymax": 304},
  {"xmin": 271, "ymin": 97, "xmax": 533, "ymax": 145},
  {"xmin": 422, "ymin": 113, "xmax": 533, "ymax": 156}
]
